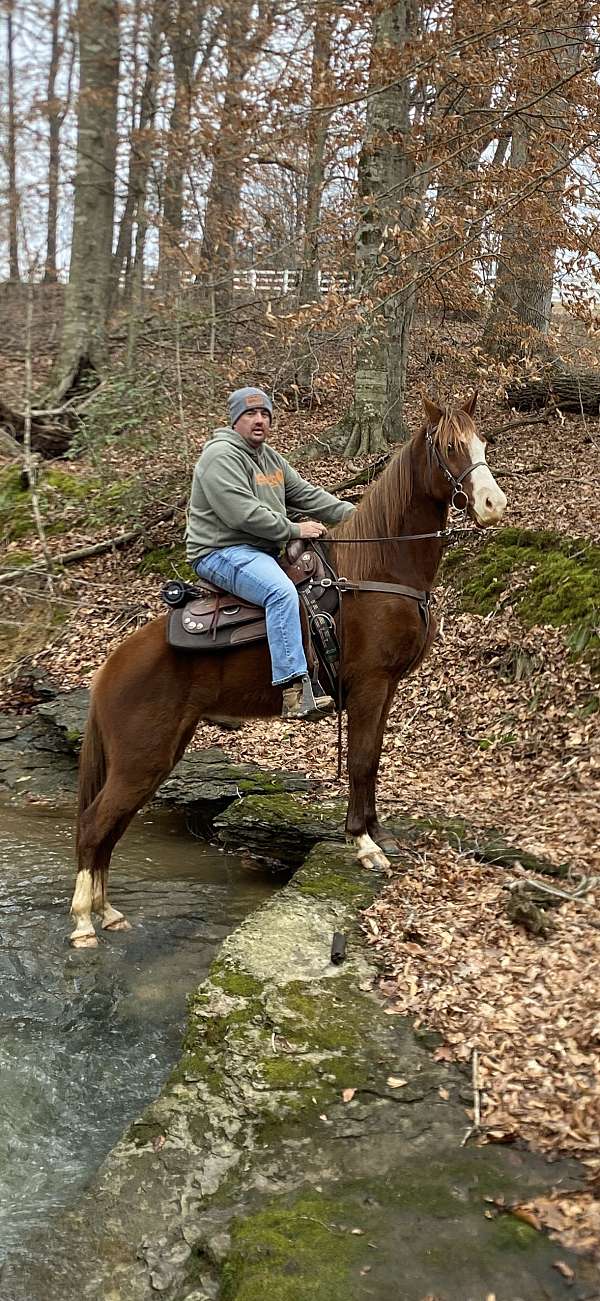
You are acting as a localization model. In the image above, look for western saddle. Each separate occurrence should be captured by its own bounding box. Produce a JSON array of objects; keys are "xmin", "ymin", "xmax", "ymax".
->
[
  {"xmin": 163, "ymin": 541, "xmax": 341, "ymax": 696},
  {"xmin": 162, "ymin": 540, "xmax": 431, "ymax": 703}
]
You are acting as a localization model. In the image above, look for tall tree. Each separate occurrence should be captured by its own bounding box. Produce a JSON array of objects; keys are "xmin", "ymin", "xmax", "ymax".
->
[
  {"xmin": 345, "ymin": 0, "xmax": 418, "ymax": 456},
  {"xmin": 48, "ymin": 0, "xmax": 120, "ymax": 400},
  {"xmin": 156, "ymin": 0, "xmax": 197, "ymax": 294},
  {"xmin": 43, "ymin": 0, "xmax": 67, "ymax": 282},
  {"xmin": 6, "ymin": 0, "xmax": 21, "ymax": 282},
  {"xmin": 156, "ymin": 0, "xmax": 218, "ymax": 295},
  {"xmin": 199, "ymin": 0, "xmax": 275, "ymax": 348},
  {"xmin": 112, "ymin": 0, "xmax": 164, "ymax": 301},
  {"xmin": 298, "ymin": 0, "xmax": 336, "ymax": 306},
  {"xmin": 482, "ymin": 6, "xmax": 590, "ymax": 356}
]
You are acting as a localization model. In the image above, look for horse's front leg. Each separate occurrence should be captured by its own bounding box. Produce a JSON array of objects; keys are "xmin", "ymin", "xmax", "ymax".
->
[{"xmin": 345, "ymin": 678, "xmax": 397, "ymax": 871}]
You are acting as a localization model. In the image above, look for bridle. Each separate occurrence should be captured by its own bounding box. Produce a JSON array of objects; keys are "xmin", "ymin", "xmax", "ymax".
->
[{"xmin": 425, "ymin": 426, "xmax": 487, "ymax": 514}]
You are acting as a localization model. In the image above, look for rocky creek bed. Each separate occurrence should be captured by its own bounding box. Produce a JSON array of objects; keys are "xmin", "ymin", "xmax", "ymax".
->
[{"xmin": 0, "ymin": 688, "xmax": 597, "ymax": 1300}]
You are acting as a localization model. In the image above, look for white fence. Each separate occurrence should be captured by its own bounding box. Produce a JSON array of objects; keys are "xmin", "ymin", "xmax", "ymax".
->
[{"xmin": 231, "ymin": 268, "xmax": 353, "ymax": 294}]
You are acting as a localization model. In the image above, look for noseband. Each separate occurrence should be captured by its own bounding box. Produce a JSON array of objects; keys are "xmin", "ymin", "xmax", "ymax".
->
[{"xmin": 426, "ymin": 428, "xmax": 486, "ymax": 513}]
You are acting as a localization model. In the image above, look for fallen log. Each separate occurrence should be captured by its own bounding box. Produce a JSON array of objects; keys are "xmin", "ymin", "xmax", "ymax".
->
[
  {"xmin": 506, "ymin": 368, "xmax": 600, "ymax": 414},
  {"xmin": 0, "ymin": 496, "xmax": 187, "ymax": 586}
]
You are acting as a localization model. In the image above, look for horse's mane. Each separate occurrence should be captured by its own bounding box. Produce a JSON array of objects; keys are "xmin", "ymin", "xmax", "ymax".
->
[{"xmin": 332, "ymin": 407, "xmax": 476, "ymax": 581}]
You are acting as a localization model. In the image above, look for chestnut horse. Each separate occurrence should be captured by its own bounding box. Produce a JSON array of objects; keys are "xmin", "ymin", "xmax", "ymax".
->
[{"xmin": 70, "ymin": 396, "xmax": 507, "ymax": 946}]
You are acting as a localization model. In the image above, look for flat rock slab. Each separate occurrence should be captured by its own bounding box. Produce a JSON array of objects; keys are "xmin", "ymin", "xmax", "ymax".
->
[
  {"xmin": 216, "ymin": 792, "xmax": 570, "ymax": 877},
  {"xmin": 2, "ymin": 843, "xmax": 595, "ymax": 1301},
  {"xmin": 0, "ymin": 690, "xmax": 311, "ymax": 817}
]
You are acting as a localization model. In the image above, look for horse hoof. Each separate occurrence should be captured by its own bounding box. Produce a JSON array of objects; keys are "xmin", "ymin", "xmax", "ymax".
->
[
  {"xmin": 70, "ymin": 931, "xmax": 99, "ymax": 949},
  {"xmin": 103, "ymin": 916, "xmax": 132, "ymax": 932},
  {"xmin": 375, "ymin": 837, "xmax": 402, "ymax": 860},
  {"xmin": 354, "ymin": 835, "xmax": 391, "ymax": 872}
]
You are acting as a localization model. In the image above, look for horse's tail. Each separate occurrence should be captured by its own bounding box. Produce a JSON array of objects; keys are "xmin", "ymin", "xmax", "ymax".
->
[{"xmin": 75, "ymin": 695, "xmax": 106, "ymax": 854}]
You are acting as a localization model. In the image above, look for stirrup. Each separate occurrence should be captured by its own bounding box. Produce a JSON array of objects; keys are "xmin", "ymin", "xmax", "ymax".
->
[{"xmin": 281, "ymin": 674, "xmax": 335, "ymax": 722}]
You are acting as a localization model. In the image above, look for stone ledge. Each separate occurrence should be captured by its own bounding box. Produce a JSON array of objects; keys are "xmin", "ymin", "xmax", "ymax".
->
[{"xmin": 1, "ymin": 842, "xmax": 592, "ymax": 1301}]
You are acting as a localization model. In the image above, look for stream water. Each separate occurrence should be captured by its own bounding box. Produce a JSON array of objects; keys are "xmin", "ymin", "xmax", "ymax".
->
[{"xmin": 0, "ymin": 802, "xmax": 272, "ymax": 1262}]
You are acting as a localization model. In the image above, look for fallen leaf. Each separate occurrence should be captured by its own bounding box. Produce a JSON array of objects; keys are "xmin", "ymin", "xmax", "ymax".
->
[
  {"xmin": 553, "ymin": 1261, "xmax": 575, "ymax": 1280},
  {"xmin": 387, "ymin": 1076, "xmax": 407, "ymax": 1088},
  {"xmin": 342, "ymin": 1087, "xmax": 357, "ymax": 1103},
  {"xmin": 512, "ymin": 1207, "xmax": 541, "ymax": 1231}
]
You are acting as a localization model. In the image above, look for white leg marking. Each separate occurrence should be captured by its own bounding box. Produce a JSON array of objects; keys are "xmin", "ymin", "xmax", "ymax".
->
[
  {"xmin": 355, "ymin": 833, "xmax": 391, "ymax": 871},
  {"xmin": 69, "ymin": 868, "xmax": 98, "ymax": 948}
]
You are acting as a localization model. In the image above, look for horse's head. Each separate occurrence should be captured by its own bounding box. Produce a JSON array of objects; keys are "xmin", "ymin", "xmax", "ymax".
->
[{"xmin": 422, "ymin": 394, "xmax": 507, "ymax": 527}]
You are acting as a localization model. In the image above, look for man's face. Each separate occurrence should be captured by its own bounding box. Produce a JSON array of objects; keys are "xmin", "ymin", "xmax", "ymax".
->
[{"xmin": 234, "ymin": 407, "xmax": 271, "ymax": 448}]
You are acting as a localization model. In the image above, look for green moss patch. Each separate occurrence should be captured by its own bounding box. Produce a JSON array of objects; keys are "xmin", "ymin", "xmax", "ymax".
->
[
  {"xmin": 137, "ymin": 543, "xmax": 192, "ymax": 578},
  {"xmin": 445, "ymin": 527, "xmax": 599, "ymax": 659},
  {"xmin": 0, "ymin": 463, "xmax": 141, "ymax": 546},
  {"xmin": 220, "ymin": 1191, "xmax": 369, "ymax": 1301}
]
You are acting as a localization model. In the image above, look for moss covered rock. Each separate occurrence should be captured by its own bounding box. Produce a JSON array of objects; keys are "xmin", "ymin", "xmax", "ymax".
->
[
  {"xmin": 215, "ymin": 793, "xmax": 346, "ymax": 866},
  {"xmin": 1, "ymin": 841, "xmax": 592, "ymax": 1301},
  {"xmin": 445, "ymin": 527, "xmax": 600, "ymax": 661},
  {"xmin": 216, "ymin": 792, "xmax": 568, "ymax": 878}
]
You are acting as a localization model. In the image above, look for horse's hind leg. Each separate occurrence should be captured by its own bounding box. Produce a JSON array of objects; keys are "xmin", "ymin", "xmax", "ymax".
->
[
  {"xmin": 70, "ymin": 865, "xmax": 98, "ymax": 948},
  {"xmin": 70, "ymin": 718, "xmax": 198, "ymax": 948},
  {"xmin": 70, "ymin": 783, "xmax": 140, "ymax": 947}
]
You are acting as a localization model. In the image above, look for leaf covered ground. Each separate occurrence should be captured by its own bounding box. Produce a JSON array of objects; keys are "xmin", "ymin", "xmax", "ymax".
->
[{"xmin": 1, "ymin": 315, "xmax": 598, "ymax": 1262}]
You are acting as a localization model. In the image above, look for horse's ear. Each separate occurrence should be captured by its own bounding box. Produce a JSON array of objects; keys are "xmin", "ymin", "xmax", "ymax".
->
[
  {"xmin": 422, "ymin": 396, "xmax": 443, "ymax": 428},
  {"xmin": 462, "ymin": 391, "xmax": 478, "ymax": 417}
]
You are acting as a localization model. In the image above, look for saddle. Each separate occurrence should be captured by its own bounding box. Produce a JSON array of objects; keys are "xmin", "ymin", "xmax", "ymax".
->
[
  {"xmin": 163, "ymin": 542, "xmax": 340, "ymax": 687},
  {"xmin": 162, "ymin": 541, "xmax": 431, "ymax": 701}
]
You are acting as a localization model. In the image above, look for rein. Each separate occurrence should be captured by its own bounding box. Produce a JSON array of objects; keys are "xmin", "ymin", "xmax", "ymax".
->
[{"xmin": 329, "ymin": 524, "xmax": 479, "ymax": 543}]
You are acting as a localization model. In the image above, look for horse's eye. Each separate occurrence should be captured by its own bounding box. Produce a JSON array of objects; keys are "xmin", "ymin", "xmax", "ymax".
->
[{"xmin": 447, "ymin": 442, "xmax": 455, "ymax": 454}]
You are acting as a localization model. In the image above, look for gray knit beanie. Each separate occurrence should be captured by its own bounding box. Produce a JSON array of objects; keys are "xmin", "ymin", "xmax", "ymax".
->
[{"xmin": 228, "ymin": 387, "xmax": 273, "ymax": 428}]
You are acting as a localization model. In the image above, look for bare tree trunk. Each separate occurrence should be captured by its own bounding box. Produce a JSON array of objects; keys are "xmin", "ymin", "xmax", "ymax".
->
[
  {"xmin": 199, "ymin": 0, "xmax": 274, "ymax": 350},
  {"xmin": 346, "ymin": 0, "xmax": 418, "ymax": 457},
  {"xmin": 6, "ymin": 1, "xmax": 21, "ymax": 283},
  {"xmin": 112, "ymin": 0, "xmax": 163, "ymax": 302},
  {"xmin": 295, "ymin": 1, "xmax": 336, "ymax": 398},
  {"xmin": 43, "ymin": 0, "xmax": 63, "ymax": 283},
  {"xmin": 298, "ymin": 1, "xmax": 335, "ymax": 306},
  {"xmin": 200, "ymin": 13, "xmax": 250, "ymax": 347},
  {"xmin": 47, "ymin": 0, "xmax": 120, "ymax": 402},
  {"xmin": 483, "ymin": 11, "xmax": 589, "ymax": 357},
  {"xmin": 156, "ymin": 39, "xmax": 194, "ymax": 296}
]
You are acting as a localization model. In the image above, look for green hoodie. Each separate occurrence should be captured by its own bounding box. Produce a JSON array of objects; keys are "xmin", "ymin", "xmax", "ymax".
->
[{"xmin": 185, "ymin": 427, "xmax": 355, "ymax": 562}]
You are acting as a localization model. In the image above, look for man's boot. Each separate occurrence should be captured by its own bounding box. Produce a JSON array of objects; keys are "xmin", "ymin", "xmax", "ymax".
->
[{"xmin": 281, "ymin": 674, "xmax": 335, "ymax": 722}]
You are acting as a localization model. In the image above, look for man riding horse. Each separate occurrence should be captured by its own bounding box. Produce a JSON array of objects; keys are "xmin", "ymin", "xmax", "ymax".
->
[{"xmin": 185, "ymin": 387, "xmax": 355, "ymax": 721}]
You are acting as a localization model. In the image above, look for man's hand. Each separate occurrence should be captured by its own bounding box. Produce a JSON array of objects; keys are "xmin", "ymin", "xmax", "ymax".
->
[{"xmin": 298, "ymin": 519, "xmax": 327, "ymax": 539}]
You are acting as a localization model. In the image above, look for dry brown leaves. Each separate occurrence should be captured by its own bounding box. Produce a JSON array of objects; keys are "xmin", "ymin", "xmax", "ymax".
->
[{"xmin": 2, "ymin": 319, "xmax": 599, "ymax": 1257}]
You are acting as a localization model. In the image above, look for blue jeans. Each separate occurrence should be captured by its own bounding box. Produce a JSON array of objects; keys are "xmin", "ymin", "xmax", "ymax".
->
[{"xmin": 193, "ymin": 545, "xmax": 307, "ymax": 686}]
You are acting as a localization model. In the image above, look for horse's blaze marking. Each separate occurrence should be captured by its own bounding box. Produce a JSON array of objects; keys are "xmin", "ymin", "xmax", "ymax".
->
[{"xmin": 467, "ymin": 433, "xmax": 507, "ymax": 524}]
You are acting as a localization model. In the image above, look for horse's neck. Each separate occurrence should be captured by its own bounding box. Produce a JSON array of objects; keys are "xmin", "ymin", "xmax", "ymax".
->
[{"xmin": 396, "ymin": 490, "xmax": 447, "ymax": 590}]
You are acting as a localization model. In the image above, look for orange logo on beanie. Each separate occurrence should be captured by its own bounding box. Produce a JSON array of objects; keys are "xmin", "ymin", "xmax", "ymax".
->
[{"xmin": 245, "ymin": 394, "xmax": 264, "ymax": 408}]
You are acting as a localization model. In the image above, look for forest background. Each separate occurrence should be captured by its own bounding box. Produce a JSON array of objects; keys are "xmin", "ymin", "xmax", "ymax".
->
[{"xmin": 1, "ymin": 0, "xmax": 599, "ymax": 1259}]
